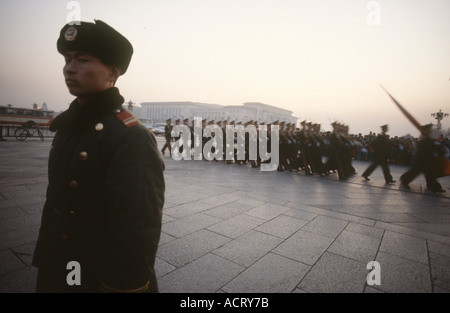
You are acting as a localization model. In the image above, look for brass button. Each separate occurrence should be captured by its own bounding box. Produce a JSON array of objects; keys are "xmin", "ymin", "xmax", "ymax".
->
[
  {"xmin": 61, "ymin": 234, "xmax": 68, "ymax": 240},
  {"xmin": 95, "ymin": 123, "xmax": 104, "ymax": 131},
  {"xmin": 69, "ymin": 180, "xmax": 78, "ymax": 188},
  {"xmin": 69, "ymin": 210, "xmax": 76, "ymax": 216},
  {"xmin": 79, "ymin": 151, "xmax": 88, "ymax": 161},
  {"xmin": 115, "ymin": 109, "xmax": 121, "ymax": 113}
]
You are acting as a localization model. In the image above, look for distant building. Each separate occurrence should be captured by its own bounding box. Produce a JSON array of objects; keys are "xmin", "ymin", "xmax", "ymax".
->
[{"xmin": 133, "ymin": 101, "xmax": 298, "ymax": 126}]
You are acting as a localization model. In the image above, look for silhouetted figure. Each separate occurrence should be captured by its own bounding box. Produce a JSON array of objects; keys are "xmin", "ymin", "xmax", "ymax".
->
[
  {"xmin": 161, "ymin": 118, "xmax": 172, "ymax": 156},
  {"xmin": 362, "ymin": 125, "xmax": 395, "ymax": 184},
  {"xmin": 400, "ymin": 124, "xmax": 445, "ymax": 193}
]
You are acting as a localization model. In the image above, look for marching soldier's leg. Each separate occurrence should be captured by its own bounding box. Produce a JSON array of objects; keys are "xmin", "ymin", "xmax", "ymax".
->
[
  {"xmin": 400, "ymin": 165, "xmax": 421, "ymax": 189},
  {"xmin": 362, "ymin": 161, "xmax": 378, "ymax": 180},
  {"xmin": 425, "ymin": 170, "xmax": 444, "ymax": 193},
  {"xmin": 381, "ymin": 160, "xmax": 394, "ymax": 183}
]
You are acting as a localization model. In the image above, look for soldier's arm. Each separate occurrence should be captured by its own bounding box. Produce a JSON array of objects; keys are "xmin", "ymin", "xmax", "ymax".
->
[{"xmin": 102, "ymin": 125, "xmax": 165, "ymax": 292}]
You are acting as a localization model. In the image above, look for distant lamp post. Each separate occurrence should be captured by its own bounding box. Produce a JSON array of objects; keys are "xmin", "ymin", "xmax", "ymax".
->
[
  {"xmin": 127, "ymin": 100, "xmax": 134, "ymax": 112},
  {"xmin": 431, "ymin": 109, "xmax": 449, "ymax": 130}
]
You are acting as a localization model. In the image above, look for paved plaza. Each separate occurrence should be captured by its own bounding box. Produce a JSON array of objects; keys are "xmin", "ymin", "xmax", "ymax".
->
[{"xmin": 0, "ymin": 137, "xmax": 449, "ymax": 293}]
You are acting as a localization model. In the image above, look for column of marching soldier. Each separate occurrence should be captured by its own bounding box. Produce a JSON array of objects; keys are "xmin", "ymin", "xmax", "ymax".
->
[{"xmin": 161, "ymin": 117, "xmax": 358, "ymax": 181}]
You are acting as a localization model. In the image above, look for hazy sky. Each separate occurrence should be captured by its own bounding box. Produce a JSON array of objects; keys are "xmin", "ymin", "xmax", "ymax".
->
[{"xmin": 0, "ymin": 0, "xmax": 449, "ymax": 136}]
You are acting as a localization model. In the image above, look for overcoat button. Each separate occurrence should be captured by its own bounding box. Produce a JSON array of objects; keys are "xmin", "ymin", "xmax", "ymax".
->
[
  {"xmin": 61, "ymin": 234, "xmax": 68, "ymax": 240},
  {"xmin": 69, "ymin": 180, "xmax": 78, "ymax": 188},
  {"xmin": 95, "ymin": 123, "xmax": 104, "ymax": 131},
  {"xmin": 79, "ymin": 151, "xmax": 88, "ymax": 160}
]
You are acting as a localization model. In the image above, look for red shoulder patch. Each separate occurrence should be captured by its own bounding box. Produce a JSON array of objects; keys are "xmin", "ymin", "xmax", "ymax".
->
[{"xmin": 115, "ymin": 110, "xmax": 140, "ymax": 128}]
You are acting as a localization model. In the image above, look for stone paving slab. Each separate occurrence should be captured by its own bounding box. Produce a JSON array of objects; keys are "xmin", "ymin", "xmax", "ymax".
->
[
  {"xmin": 213, "ymin": 230, "xmax": 284, "ymax": 267},
  {"xmin": 297, "ymin": 252, "xmax": 367, "ymax": 293},
  {"xmin": 1, "ymin": 139, "xmax": 450, "ymax": 293},
  {"xmin": 327, "ymin": 230, "xmax": 381, "ymax": 263},
  {"xmin": 222, "ymin": 253, "xmax": 310, "ymax": 293},
  {"xmin": 373, "ymin": 252, "xmax": 432, "ymax": 293}
]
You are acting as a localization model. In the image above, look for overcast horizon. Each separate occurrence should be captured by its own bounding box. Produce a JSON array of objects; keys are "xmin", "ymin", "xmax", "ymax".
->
[{"xmin": 1, "ymin": 0, "xmax": 449, "ymax": 137}]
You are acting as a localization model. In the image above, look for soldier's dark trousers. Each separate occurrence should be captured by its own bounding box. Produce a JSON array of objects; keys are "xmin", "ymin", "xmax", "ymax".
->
[
  {"xmin": 363, "ymin": 155, "xmax": 393, "ymax": 182},
  {"xmin": 401, "ymin": 165, "xmax": 442, "ymax": 192},
  {"xmin": 36, "ymin": 262, "xmax": 101, "ymax": 293},
  {"xmin": 161, "ymin": 139, "xmax": 171, "ymax": 155}
]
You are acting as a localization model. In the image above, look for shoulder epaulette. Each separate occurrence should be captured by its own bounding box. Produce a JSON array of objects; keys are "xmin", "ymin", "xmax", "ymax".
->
[{"xmin": 114, "ymin": 108, "xmax": 140, "ymax": 128}]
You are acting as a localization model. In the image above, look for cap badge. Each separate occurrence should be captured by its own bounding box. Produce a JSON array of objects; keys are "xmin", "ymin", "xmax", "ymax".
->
[{"xmin": 65, "ymin": 26, "xmax": 78, "ymax": 41}]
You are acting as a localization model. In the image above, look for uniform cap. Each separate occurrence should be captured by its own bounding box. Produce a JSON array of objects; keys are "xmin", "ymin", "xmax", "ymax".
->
[{"xmin": 57, "ymin": 20, "xmax": 133, "ymax": 75}]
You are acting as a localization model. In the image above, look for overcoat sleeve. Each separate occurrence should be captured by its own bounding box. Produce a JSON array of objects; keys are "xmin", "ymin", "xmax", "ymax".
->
[{"xmin": 101, "ymin": 125, "xmax": 165, "ymax": 291}]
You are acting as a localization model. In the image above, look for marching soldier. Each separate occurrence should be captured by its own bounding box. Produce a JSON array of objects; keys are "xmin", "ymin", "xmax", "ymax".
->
[
  {"xmin": 277, "ymin": 121, "xmax": 288, "ymax": 171},
  {"xmin": 222, "ymin": 120, "xmax": 229, "ymax": 162},
  {"xmin": 252, "ymin": 120, "xmax": 260, "ymax": 168},
  {"xmin": 341, "ymin": 125, "xmax": 357, "ymax": 177},
  {"xmin": 284, "ymin": 123, "xmax": 297, "ymax": 171},
  {"xmin": 205, "ymin": 120, "xmax": 215, "ymax": 161},
  {"xmin": 33, "ymin": 19, "xmax": 165, "ymax": 293},
  {"xmin": 190, "ymin": 118, "xmax": 195, "ymax": 158},
  {"xmin": 161, "ymin": 118, "xmax": 172, "ymax": 156},
  {"xmin": 401, "ymin": 124, "xmax": 446, "ymax": 193},
  {"xmin": 201, "ymin": 118, "xmax": 207, "ymax": 159},
  {"xmin": 362, "ymin": 124, "xmax": 395, "ymax": 184},
  {"xmin": 326, "ymin": 122, "xmax": 347, "ymax": 180},
  {"xmin": 236, "ymin": 121, "xmax": 245, "ymax": 165},
  {"xmin": 227, "ymin": 120, "xmax": 236, "ymax": 163},
  {"xmin": 310, "ymin": 124, "xmax": 325, "ymax": 175},
  {"xmin": 297, "ymin": 121, "xmax": 309, "ymax": 174},
  {"xmin": 180, "ymin": 117, "xmax": 190, "ymax": 155},
  {"xmin": 304, "ymin": 122, "xmax": 316, "ymax": 175},
  {"xmin": 171, "ymin": 119, "xmax": 181, "ymax": 156}
]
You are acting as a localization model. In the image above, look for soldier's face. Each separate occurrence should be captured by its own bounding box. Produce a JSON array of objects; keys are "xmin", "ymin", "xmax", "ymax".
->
[{"xmin": 63, "ymin": 51, "xmax": 119, "ymax": 99}]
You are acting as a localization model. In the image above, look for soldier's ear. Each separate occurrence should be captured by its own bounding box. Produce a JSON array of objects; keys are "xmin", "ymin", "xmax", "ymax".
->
[{"xmin": 108, "ymin": 66, "xmax": 121, "ymax": 85}]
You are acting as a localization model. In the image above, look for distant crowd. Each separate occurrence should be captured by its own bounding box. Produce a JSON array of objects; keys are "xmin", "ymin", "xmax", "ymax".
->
[{"xmin": 350, "ymin": 132, "xmax": 450, "ymax": 166}]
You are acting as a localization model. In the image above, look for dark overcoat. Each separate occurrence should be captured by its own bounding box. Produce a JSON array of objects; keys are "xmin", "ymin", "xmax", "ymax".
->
[{"xmin": 32, "ymin": 87, "xmax": 165, "ymax": 293}]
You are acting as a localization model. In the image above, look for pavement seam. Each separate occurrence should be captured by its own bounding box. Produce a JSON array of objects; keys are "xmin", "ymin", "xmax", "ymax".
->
[
  {"xmin": 373, "ymin": 222, "xmax": 450, "ymax": 245},
  {"xmin": 362, "ymin": 227, "xmax": 386, "ymax": 293},
  {"xmin": 425, "ymin": 240, "xmax": 434, "ymax": 293}
]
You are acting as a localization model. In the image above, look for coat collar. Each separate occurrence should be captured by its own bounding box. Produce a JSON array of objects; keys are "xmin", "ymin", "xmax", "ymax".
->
[{"xmin": 50, "ymin": 87, "xmax": 124, "ymax": 131}]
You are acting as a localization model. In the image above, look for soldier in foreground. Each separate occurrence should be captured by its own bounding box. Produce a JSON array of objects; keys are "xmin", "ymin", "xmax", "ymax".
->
[{"xmin": 32, "ymin": 20, "xmax": 165, "ymax": 292}]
